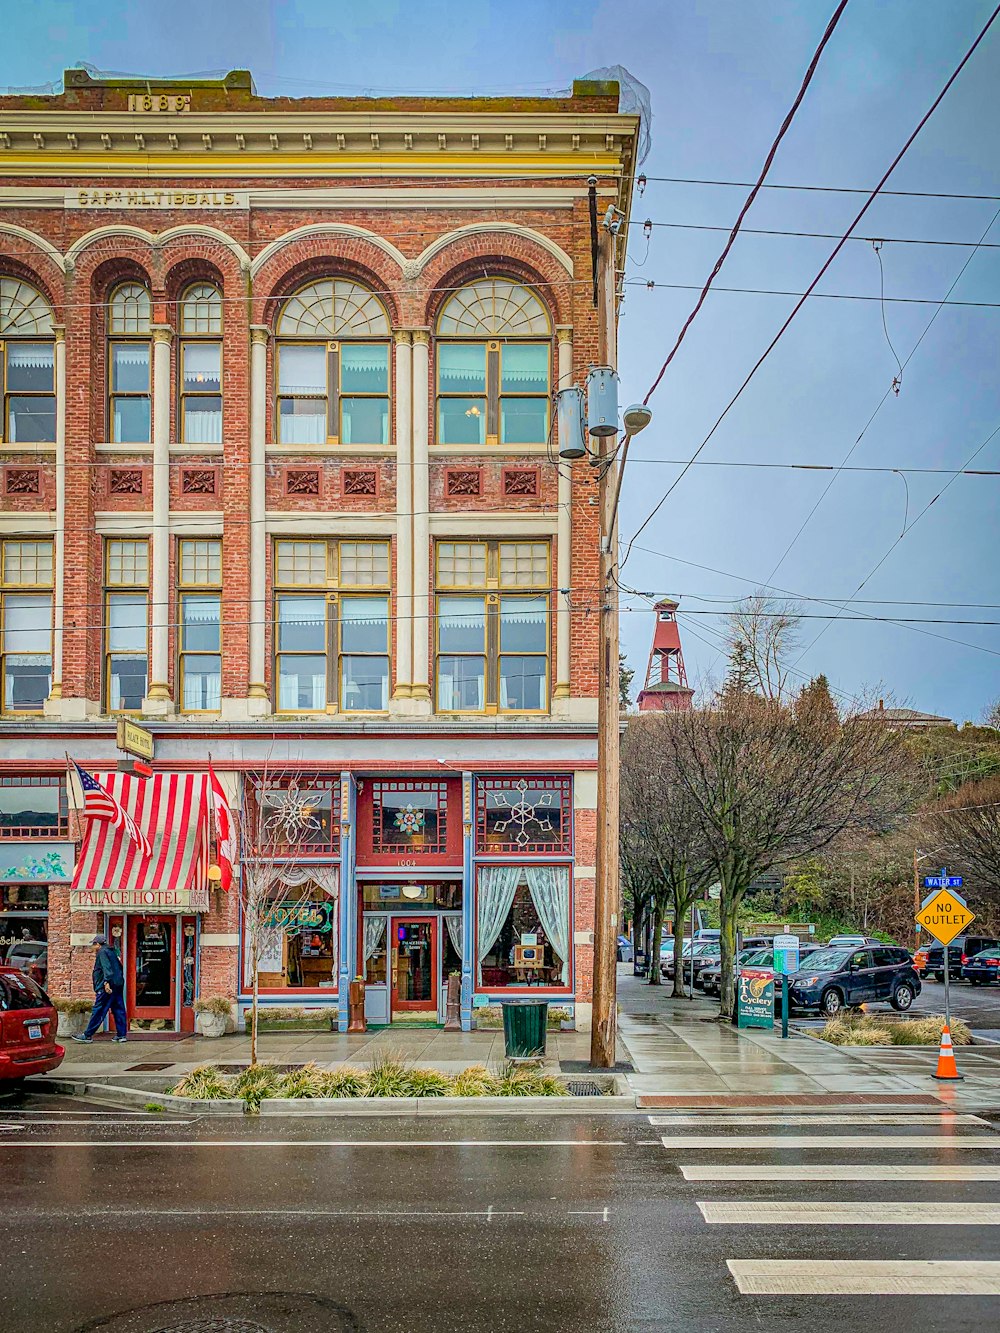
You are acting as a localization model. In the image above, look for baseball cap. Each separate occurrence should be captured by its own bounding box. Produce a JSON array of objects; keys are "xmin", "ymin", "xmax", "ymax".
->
[{"xmin": 91, "ymin": 933, "xmax": 108, "ymax": 945}]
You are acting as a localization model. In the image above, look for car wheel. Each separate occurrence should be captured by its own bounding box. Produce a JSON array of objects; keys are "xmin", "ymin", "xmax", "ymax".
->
[
  {"xmin": 821, "ymin": 988, "xmax": 843, "ymax": 1017},
  {"xmin": 890, "ymin": 983, "xmax": 914, "ymax": 1011},
  {"xmin": 934, "ymin": 972, "xmax": 944, "ymax": 983}
]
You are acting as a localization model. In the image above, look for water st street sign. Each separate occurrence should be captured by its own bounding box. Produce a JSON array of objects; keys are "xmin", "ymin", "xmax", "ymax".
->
[
  {"xmin": 915, "ymin": 889, "xmax": 976, "ymax": 946},
  {"xmin": 923, "ymin": 874, "xmax": 963, "ymax": 889}
]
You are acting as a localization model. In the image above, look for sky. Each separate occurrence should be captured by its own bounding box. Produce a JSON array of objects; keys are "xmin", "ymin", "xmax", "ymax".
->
[{"xmin": 1, "ymin": 0, "xmax": 998, "ymax": 722}]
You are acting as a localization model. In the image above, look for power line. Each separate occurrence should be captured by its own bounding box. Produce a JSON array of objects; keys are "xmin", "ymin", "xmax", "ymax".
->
[
  {"xmin": 639, "ymin": 0, "xmax": 850, "ymax": 406},
  {"xmin": 629, "ymin": 220, "xmax": 1000, "ymax": 249},
  {"xmin": 627, "ymin": 279, "xmax": 1000, "ymax": 308},
  {"xmin": 624, "ymin": 458, "xmax": 1000, "ymax": 476},
  {"xmin": 638, "ymin": 176, "xmax": 1000, "ymax": 203},
  {"xmin": 621, "ymin": 2, "xmax": 1000, "ymax": 565}
]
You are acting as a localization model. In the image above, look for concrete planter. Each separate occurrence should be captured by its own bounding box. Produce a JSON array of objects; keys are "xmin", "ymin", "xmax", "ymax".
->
[
  {"xmin": 56, "ymin": 1009, "xmax": 89, "ymax": 1038},
  {"xmin": 195, "ymin": 1011, "xmax": 228, "ymax": 1038}
]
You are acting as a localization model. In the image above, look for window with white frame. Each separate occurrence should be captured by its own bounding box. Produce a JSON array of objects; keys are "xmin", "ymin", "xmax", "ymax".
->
[
  {"xmin": 435, "ymin": 540, "xmax": 550, "ymax": 713},
  {"xmin": 178, "ymin": 538, "xmax": 221, "ymax": 712},
  {"xmin": 108, "ymin": 283, "xmax": 151, "ymax": 444},
  {"xmin": 435, "ymin": 279, "xmax": 551, "ymax": 447},
  {"xmin": 104, "ymin": 538, "xmax": 149, "ymax": 711},
  {"xmin": 179, "ymin": 283, "xmax": 222, "ymax": 445},
  {"xmin": 273, "ymin": 538, "xmax": 390, "ymax": 712},
  {"xmin": 0, "ymin": 278, "xmax": 56, "ymax": 446},
  {"xmin": 275, "ymin": 279, "xmax": 391, "ymax": 446},
  {"xmin": 0, "ymin": 539, "xmax": 52, "ymax": 713}
]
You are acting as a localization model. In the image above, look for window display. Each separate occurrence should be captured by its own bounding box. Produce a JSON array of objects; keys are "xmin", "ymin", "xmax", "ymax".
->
[
  {"xmin": 0, "ymin": 883, "xmax": 48, "ymax": 987},
  {"xmin": 248, "ymin": 887, "xmax": 338, "ymax": 992},
  {"xmin": 476, "ymin": 865, "xmax": 569, "ymax": 988}
]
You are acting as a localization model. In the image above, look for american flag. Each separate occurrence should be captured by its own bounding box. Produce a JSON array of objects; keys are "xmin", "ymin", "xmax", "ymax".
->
[{"xmin": 72, "ymin": 761, "xmax": 151, "ymax": 859}]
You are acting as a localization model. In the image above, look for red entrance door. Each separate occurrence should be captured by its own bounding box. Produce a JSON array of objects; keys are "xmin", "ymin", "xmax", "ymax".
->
[
  {"xmin": 127, "ymin": 917, "xmax": 176, "ymax": 1026},
  {"xmin": 390, "ymin": 918, "xmax": 437, "ymax": 1016}
]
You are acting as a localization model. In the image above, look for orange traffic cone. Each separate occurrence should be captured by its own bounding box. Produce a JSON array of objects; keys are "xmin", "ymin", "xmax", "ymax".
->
[{"xmin": 932, "ymin": 1023, "xmax": 964, "ymax": 1081}]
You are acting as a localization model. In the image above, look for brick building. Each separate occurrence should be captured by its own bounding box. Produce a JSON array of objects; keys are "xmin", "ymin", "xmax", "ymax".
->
[{"xmin": 0, "ymin": 68, "xmax": 638, "ymax": 1033}]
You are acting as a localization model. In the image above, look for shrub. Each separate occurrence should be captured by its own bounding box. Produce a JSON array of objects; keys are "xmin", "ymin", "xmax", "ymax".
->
[
  {"xmin": 230, "ymin": 1063, "xmax": 282, "ymax": 1112},
  {"xmin": 194, "ymin": 996, "xmax": 233, "ymax": 1017},
  {"xmin": 171, "ymin": 1064, "xmax": 231, "ymax": 1100},
  {"xmin": 889, "ymin": 1015, "xmax": 972, "ymax": 1046},
  {"xmin": 319, "ymin": 1066, "xmax": 368, "ymax": 1098},
  {"xmin": 451, "ymin": 1064, "xmax": 497, "ymax": 1097},
  {"xmin": 405, "ymin": 1068, "xmax": 454, "ymax": 1097},
  {"xmin": 365, "ymin": 1052, "xmax": 413, "ymax": 1098},
  {"xmin": 278, "ymin": 1063, "xmax": 327, "ymax": 1098},
  {"xmin": 819, "ymin": 1019, "xmax": 892, "ymax": 1047},
  {"xmin": 492, "ymin": 1059, "xmax": 566, "ymax": 1096},
  {"xmin": 816, "ymin": 1013, "xmax": 973, "ymax": 1047},
  {"xmin": 51, "ymin": 997, "xmax": 93, "ymax": 1017}
]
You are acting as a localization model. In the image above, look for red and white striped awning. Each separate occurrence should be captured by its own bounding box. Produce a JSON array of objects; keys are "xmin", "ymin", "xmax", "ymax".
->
[{"xmin": 70, "ymin": 772, "xmax": 211, "ymax": 914}]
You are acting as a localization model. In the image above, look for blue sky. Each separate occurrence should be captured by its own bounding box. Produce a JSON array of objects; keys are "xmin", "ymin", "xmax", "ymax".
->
[{"xmin": 2, "ymin": 0, "xmax": 998, "ymax": 721}]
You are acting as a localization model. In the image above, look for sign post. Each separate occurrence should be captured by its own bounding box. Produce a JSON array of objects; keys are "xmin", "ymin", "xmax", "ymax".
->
[
  {"xmin": 772, "ymin": 933, "xmax": 799, "ymax": 1039},
  {"xmin": 915, "ymin": 872, "xmax": 973, "ymax": 1035}
]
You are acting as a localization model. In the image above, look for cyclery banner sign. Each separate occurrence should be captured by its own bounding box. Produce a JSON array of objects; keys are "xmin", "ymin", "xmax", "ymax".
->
[
  {"xmin": 737, "ymin": 968, "xmax": 774, "ymax": 1030},
  {"xmin": 70, "ymin": 886, "xmax": 210, "ymax": 913}
]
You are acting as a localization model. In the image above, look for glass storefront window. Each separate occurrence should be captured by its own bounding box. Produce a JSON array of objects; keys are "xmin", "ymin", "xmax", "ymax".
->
[
  {"xmin": 0, "ymin": 777, "xmax": 67, "ymax": 836},
  {"xmin": 253, "ymin": 777, "xmax": 340, "ymax": 855},
  {"xmin": 476, "ymin": 777, "xmax": 571, "ymax": 855},
  {"xmin": 248, "ymin": 889, "xmax": 339, "ymax": 991},
  {"xmin": 476, "ymin": 866, "xmax": 569, "ymax": 989},
  {"xmin": 361, "ymin": 881, "xmax": 462, "ymax": 910},
  {"xmin": 372, "ymin": 781, "xmax": 448, "ymax": 855},
  {"xmin": 0, "ymin": 883, "xmax": 49, "ymax": 987}
]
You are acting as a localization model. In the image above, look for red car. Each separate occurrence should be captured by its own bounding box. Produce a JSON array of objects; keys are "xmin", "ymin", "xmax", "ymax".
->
[{"xmin": 0, "ymin": 966, "xmax": 64, "ymax": 1088}]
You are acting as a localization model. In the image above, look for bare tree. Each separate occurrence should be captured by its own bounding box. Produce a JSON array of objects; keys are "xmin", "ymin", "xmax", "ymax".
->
[
  {"xmin": 621, "ymin": 716, "xmax": 716, "ymax": 994},
  {"xmin": 725, "ymin": 593, "xmax": 802, "ymax": 702},
  {"xmin": 662, "ymin": 689, "xmax": 916, "ymax": 1018},
  {"xmin": 236, "ymin": 767, "xmax": 324, "ymax": 1065},
  {"xmin": 926, "ymin": 775, "xmax": 1000, "ymax": 919},
  {"xmin": 984, "ymin": 697, "xmax": 1000, "ymax": 731}
]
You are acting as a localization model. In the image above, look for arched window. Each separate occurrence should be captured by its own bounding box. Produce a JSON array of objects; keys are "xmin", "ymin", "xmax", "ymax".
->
[
  {"xmin": 0, "ymin": 277, "xmax": 55, "ymax": 445},
  {"xmin": 275, "ymin": 279, "xmax": 391, "ymax": 446},
  {"xmin": 179, "ymin": 283, "xmax": 222, "ymax": 444},
  {"xmin": 108, "ymin": 282, "xmax": 151, "ymax": 443},
  {"xmin": 435, "ymin": 279, "xmax": 551, "ymax": 447}
]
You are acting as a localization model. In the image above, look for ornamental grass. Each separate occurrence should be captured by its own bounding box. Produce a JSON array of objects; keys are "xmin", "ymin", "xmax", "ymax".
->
[{"xmin": 817, "ymin": 1012, "xmax": 973, "ymax": 1047}]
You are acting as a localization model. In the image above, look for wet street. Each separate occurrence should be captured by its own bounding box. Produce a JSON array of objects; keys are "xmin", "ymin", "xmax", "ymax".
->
[{"xmin": 1, "ymin": 1094, "xmax": 999, "ymax": 1331}]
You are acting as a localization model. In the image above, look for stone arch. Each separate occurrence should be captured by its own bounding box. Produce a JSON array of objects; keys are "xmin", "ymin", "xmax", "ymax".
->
[
  {"xmin": 250, "ymin": 223, "xmax": 407, "ymax": 281},
  {"xmin": 0, "ymin": 257, "xmax": 61, "ymax": 326},
  {"xmin": 421, "ymin": 248, "xmax": 567, "ymax": 332},
  {"xmin": 0, "ymin": 225, "xmax": 66, "ymax": 311},
  {"xmin": 413, "ymin": 222, "xmax": 574, "ymax": 279},
  {"xmin": 257, "ymin": 249, "xmax": 401, "ymax": 331}
]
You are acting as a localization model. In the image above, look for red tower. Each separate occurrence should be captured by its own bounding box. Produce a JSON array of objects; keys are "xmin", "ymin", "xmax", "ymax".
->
[{"xmin": 637, "ymin": 598, "xmax": 694, "ymax": 712}]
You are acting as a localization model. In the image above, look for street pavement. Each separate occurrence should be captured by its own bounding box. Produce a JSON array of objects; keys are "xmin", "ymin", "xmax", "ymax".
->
[{"xmin": 1, "ymin": 1091, "xmax": 998, "ymax": 1331}]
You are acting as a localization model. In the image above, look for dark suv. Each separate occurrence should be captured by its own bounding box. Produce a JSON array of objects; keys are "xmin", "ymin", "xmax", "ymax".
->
[
  {"xmin": 924, "ymin": 936, "xmax": 1000, "ymax": 983},
  {"xmin": 787, "ymin": 945, "xmax": 920, "ymax": 1017}
]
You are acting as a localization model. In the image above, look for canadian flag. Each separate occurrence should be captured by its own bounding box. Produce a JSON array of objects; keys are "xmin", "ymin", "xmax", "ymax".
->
[{"xmin": 208, "ymin": 763, "xmax": 237, "ymax": 891}]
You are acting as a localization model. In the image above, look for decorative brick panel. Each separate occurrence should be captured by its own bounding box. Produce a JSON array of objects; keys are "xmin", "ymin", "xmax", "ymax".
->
[
  {"xmin": 502, "ymin": 467, "xmax": 539, "ymax": 497},
  {"xmin": 181, "ymin": 467, "xmax": 217, "ymax": 496},
  {"xmin": 108, "ymin": 467, "xmax": 144, "ymax": 496},
  {"xmin": 284, "ymin": 468, "xmax": 320, "ymax": 496},
  {"xmin": 445, "ymin": 468, "xmax": 482, "ymax": 497},
  {"xmin": 3, "ymin": 467, "xmax": 40, "ymax": 495},
  {"xmin": 343, "ymin": 468, "xmax": 378, "ymax": 497}
]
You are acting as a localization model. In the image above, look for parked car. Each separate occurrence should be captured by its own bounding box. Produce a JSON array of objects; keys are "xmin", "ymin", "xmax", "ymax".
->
[
  {"xmin": 924, "ymin": 936, "xmax": 999, "ymax": 983},
  {"xmin": 660, "ymin": 938, "xmax": 698, "ymax": 980},
  {"xmin": 0, "ymin": 966, "xmax": 63, "ymax": 1088},
  {"xmin": 692, "ymin": 929, "xmax": 721, "ymax": 943},
  {"xmin": 701, "ymin": 948, "xmax": 768, "ymax": 998},
  {"xmin": 616, "ymin": 935, "xmax": 634, "ymax": 963},
  {"xmin": 962, "ymin": 948, "xmax": 1000, "ymax": 986},
  {"xmin": 679, "ymin": 940, "xmax": 723, "ymax": 988},
  {"xmin": 4, "ymin": 940, "xmax": 47, "ymax": 988},
  {"xmin": 826, "ymin": 934, "xmax": 880, "ymax": 949},
  {"xmin": 786, "ymin": 945, "xmax": 920, "ymax": 1017}
]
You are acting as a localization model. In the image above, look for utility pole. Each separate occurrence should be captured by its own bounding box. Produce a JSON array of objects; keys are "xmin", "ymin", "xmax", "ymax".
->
[{"xmin": 591, "ymin": 220, "xmax": 620, "ymax": 1069}]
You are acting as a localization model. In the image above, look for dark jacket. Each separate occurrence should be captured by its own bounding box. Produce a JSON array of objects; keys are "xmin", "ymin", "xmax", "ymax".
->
[{"xmin": 93, "ymin": 944, "xmax": 124, "ymax": 991}]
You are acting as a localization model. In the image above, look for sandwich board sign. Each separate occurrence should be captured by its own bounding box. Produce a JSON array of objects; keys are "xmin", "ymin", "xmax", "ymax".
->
[{"xmin": 737, "ymin": 968, "xmax": 774, "ymax": 1030}]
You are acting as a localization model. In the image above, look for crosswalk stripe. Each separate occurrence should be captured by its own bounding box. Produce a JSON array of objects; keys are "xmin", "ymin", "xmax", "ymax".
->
[
  {"xmin": 700, "ymin": 1201, "xmax": 1000, "ymax": 1225},
  {"xmin": 649, "ymin": 1114, "xmax": 986, "ymax": 1127},
  {"xmin": 726, "ymin": 1259, "xmax": 1000, "ymax": 1295},
  {"xmin": 682, "ymin": 1164, "xmax": 1000, "ymax": 1180},
  {"xmin": 660, "ymin": 1134, "xmax": 999, "ymax": 1150}
]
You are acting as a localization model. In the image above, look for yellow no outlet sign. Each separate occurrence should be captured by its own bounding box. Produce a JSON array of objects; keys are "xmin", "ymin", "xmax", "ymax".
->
[{"xmin": 915, "ymin": 888, "xmax": 976, "ymax": 946}]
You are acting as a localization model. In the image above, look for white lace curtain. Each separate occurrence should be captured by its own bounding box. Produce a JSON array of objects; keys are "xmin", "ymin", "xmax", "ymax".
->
[
  {"xmin": 524, "ymin": 865, "xmax": 570, "ymax": 984},
  {"xmin": 364, "ymin": 915, "xmax": 386, "ymax": 964},
  {"xmin": 476, "ymin": 864, "xmax": 521, "ymax": 983},
  {"xmin": 445, "ymin": 913, "xmax": 463, "ymax": 960}
]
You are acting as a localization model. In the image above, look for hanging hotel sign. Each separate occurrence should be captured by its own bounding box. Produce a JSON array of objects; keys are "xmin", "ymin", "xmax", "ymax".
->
[
  {"xmin": 67, "ymin": 188, "xmax": 249, "ymax": 210},
  {"xmin": 116, "ymin": 717, "xmax": 154, "ymax": 762},
  {"xmin": 70, "ymin": 886, "xmax": 210, "ymax": 913}
]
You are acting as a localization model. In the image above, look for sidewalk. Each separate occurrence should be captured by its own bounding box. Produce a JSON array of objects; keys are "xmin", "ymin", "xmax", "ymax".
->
[{"xmin": 616, "ymin": 969, "xmax": 1000, "ymax": 1113}]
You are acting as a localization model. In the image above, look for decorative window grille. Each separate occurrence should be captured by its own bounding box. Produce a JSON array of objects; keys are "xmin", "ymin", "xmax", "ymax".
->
[
  {"xmin": 372, "ymin": 779, "xmax": 448, "ymax": 855},
  {"xmin": 476, "ymin": 776, "xmax": 572, "ymax": 855}
]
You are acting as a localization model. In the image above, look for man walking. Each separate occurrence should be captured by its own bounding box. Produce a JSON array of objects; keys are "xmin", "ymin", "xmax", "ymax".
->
[{"xmin": 72, "ymin": 933, "xmax": 128, "ymax": 1043}]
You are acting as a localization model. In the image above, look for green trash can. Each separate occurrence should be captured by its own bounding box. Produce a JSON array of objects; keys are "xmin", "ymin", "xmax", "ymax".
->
[{"xmin": 501, "ymin": 1001, "xmax": 548, "ymax": 1058}]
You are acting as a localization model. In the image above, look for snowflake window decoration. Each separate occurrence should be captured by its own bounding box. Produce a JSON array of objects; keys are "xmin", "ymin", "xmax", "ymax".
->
[
  {"xmin": 489, "ymin": 778, "xmax": 557, "ymax": 847},
  {"xmin": 393, "ymin": 803, "xmax": 426, "ymax": 836},
  {"xmin": 262, "ymin": 780, "xmax": 323, "ymax": 843}
]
